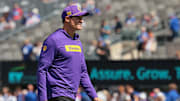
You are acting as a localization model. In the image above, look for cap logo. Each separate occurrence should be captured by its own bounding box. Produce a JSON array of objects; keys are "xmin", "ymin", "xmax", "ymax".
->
[
  {"xmin": 77, "ymin": 6, "xmax": 81, "ymax": 12},
  {"xmin": 67, "ymin": 11, "xmax": 72, "ymax": 16}
]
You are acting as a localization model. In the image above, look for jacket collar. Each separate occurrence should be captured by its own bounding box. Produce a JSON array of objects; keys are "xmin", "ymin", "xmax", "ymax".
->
[{"xmin": 60, "ymin": 28, "xmax": 79, "ymax": 40}]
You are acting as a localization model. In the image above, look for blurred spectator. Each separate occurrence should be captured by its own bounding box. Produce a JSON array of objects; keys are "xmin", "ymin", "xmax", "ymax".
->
[
  {"xmin": 111, "ymin": 92, "xmax": 118, "ymax": 101},
  {"xmin": 15, "ymin": 86, "xmax": 25, "ymax": 101},
  {"xmin": 84, "ymin": 0, "xmax": 95, "ymax": 15},
  {"xmin": 22, "ymin": 89, "xmax": 28, "ymax": 97},
  {"xmin": 75, "ymin": 86, "xmax": 92, "ymax": 101},
  {"xmin": 76, "ymin": 87, "xmax": 82, "ymax": 101},
  {"xmin": 125, "ymin": 84, "xmax": 139, "ymax": 101},
  {"xmin": 137, "ymin": 26, "xmax": 149, "ymax": 58},
  {"xmin": 94, "ymin": 8, "xmax": 101, "ymax": 16},
  {"xmin": 97, "ymin": 89, "xmax": 111, "ymax": 101},
  {"xmin": 0, "ymin": 16, "xmax": 16, "ymax": 31},
  {"xmin": 150, "ymin": 11, "xmax": 160, "ymax": 30},
  {"xmin": 0, "ymin": 92, "xmax": 3, "ymax": 101},
  {"xmin": 156, "ymin": 92, "xmax": 166, "ymax": 101},
  {"xmin": 96, "ymin": 40, "xmax": 110, "ymax": 61},
  {"xmin": 97, "ymin": 90, "xmax": 107, "ymax": 101},
  {"xmin": 2, "ymin": 86, "xmax": 9, "ymax": 100},
  {"xmin": 124, "ymin": 95, "xmax": 131, "ymax": 101},
  {"xmin": 125, "ymin": 12, "xmax": 137, "ymax": 27},
  {"xmin": 32, "ymin": 41, "xmax": 42, "ymax": 61},
  {"xmin": 25, "ymin": 8, "xmax": 40, "ymax": 27},
  {"xmin": 144, "ymin": 28, "xmax": 157, "ymax": 57},
  {"xmin": 21, "ymin": 39, "xmax": 33, "ymax": 61},
  {"xmin": 82, "ymin": 0, "xmax": 101, "ymax": 16},
  {"xmin": 151, "ymin": 88, "xmax": 166, "ymax": 101},
  {"xmin": 21, "ymin": 10, "xmax": 29, "ymax": 25},
  {"xmin": 7, "ymin": 92, "xmax": 17, "ymax": 101},
  {"xmin": 12, "ymin": 3, "xmax": 23, "ymax": 21},
  {"xmin": 81, "ymin": 91, "xmax": 92, "ymax": 101},
  {"xmin": 0, "ymin": 16, "xmax": 8, "ymax": 32},
  {"xmin": 140, "ymin": 12, "xmax": 160, "ymax": 30},
  {"xmin": 100, "ymin": 19, "xmax": 111, "ymax": 41},
  {"xmin": 5, "ymin": 19, "xmax": 16, "ymax": 30},
  {"xmin": 114, "ymin": 16, "xmax": 123, "ymax": 34},
  {"xmin": 169, "ymin": 15, "xmax": 180, "ymax": 41},
  {"xmin": 1, "ymin": 5, "xmax": 10, "ymax": 15},
  {"xmin": 2, "ymin": 86, "xmax": 17, "ymax": 101},
  {"xmin": 2, "ymin": 9, "xmax": 12, "ymax": 22},
  {"xmin": 141, "ymin": 13, "xmax": 151, "ymax": 27},
  {"xmin": 117, "ymin": 85, "xmax": 126, "ymax": 101},
  {"xmin": 80, "ymin": 87, "xmax": 92, "ymax": 101},
  {"xmin": 139, "ymin": 92, "xmax": 147, "ymax": 101},
  {"xmin": 166, "ymin": 83, "xmax": 179, "ymax": 101},
  {"xmin": 25, "ymin": 84, "xmax": 37, "ymax": 101},
  {"xmin": 21, "ymin": 14, "xmax": 27, "ymax": 25}
]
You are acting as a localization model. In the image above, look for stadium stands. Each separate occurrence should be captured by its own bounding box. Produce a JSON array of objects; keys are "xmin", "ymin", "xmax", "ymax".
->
[{"xmin": 0, "ymin": 0, "xmax": 180, "ymax": 60}]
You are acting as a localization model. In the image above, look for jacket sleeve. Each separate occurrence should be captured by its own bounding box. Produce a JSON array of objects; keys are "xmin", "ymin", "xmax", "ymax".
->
[
  {"xmin": 80, "ymin": 51, "xmax": 98, "ymax": 99},
  {"xmin": 37, "ymin": 37, "xmax": 56, "ymax": 101}
]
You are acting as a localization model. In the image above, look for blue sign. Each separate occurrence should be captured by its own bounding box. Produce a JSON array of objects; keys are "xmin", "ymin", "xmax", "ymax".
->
[{"xmin": 8, "ymin": 72, "xmax": 24, "ymax": 84}]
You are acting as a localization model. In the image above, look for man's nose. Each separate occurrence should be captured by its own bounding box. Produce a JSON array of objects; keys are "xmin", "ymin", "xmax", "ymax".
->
[{"xmin": 79, "ymin": 19, "xmax": 84, "ymax": 23}]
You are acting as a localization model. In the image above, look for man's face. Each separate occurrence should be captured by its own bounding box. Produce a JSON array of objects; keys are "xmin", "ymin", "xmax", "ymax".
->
[{"xmin": 69, "ymin": 16, "xmax": 84, "ymax": 30}]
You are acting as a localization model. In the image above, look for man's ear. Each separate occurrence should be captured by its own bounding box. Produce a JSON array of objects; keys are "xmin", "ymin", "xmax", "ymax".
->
[{"xmin": 65, "ymin": 16, "xmax": 70, "ymax": 23}]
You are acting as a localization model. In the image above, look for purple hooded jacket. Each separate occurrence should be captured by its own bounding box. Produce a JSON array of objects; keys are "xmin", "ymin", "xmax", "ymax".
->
[{"xmin": 37, "ymin": 29, "xmax": 97, "ymax": 101}]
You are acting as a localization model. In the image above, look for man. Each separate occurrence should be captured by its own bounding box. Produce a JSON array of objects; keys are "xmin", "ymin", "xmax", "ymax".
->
[
  {"xmin": 169, "ymin": 15, "xmax": 179, "ymax": 41},
  {"xmin": 166, "ymin": 83, "xmax": 179, "ymax": 101},
  {"xmin": 114, "ymin": 16, "xmax": 122, "ymax": 33},
  {"xmin": 25, "ymin": 84, "xmax": 37, "ymax": 101},
  {"xmin": 21, "ymin": 39, "xmax": 33, "ymax": 62},
  {"xmin": 37, "ymin": 4, "xmax": 101, "ymax": 101}
]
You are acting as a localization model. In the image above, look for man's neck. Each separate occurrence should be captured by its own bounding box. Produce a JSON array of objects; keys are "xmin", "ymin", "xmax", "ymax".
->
[{"xmin": 63, "ymin": 25, "xmax": 75, "ymax": 38}]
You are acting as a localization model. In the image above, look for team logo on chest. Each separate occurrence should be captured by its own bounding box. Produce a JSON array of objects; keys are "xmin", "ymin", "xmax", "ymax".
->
[
  {"xmin": 65, "ymin": 45, "xmax": 81, "ymax": 52},
  {"xmin": 42, "ymin": 45, "xmax": 47, "ymax": 52}
]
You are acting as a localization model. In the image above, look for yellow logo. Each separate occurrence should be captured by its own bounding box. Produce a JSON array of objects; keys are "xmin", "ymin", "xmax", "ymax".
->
[
  {"xmin": 43, "ymin": 45, "xmax": 47, "ymax": 52},
  {"xmin": 65, "ymin": 45, "xmax": 81, "ymax": 52},
  {"xmin": 67, "ymin": 11, "xmax": 72, "ymax": 16},
  {"xmin": 77, "ymin": 6, "xmax": 81, "ymax": 12}
]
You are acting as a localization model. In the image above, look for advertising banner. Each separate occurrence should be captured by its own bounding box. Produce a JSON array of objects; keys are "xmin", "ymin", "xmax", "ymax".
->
[
  {"xmin": 0, "ymin": 60, "xmax": 180, "ymax": 86},
  {"xmin": 87, "ymin": 60, "xmax": 180, "ymax": 86}
]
